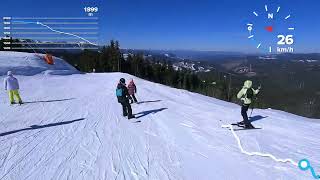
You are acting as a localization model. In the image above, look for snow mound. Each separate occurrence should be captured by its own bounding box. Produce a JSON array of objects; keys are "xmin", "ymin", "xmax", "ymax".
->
[{"xmin": 0, "ymin": 51, "xmax": 80, "ymax": 76}]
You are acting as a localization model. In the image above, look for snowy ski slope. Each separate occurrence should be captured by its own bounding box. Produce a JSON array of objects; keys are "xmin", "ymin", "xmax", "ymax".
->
[
  {"xmin": 0, "ymin": 51, "xmax": 79, "ymax": 76},
  {"xmin": 0, "ymin": 52, "xmax": 319, "ymax": 180}
]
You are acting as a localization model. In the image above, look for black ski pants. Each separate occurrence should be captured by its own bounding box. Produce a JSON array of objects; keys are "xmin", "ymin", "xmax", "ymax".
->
[
  {"xmin": 121, "ymin": 100, "xmax": 132, "ymax": 117},
  {"xmin": 241, "ymin": 104, "xmax": 251, "ymax": 126},
  {"xmin": 130, "ymin": 94, "xmax": 138, "ymax": 103}
]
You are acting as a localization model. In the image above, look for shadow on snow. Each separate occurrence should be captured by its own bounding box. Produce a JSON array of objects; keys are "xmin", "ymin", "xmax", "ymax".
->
[
  {"xmin": 137, "ymin": 100, "xmax": 162, "ymax": 104},
  {"xmin": 134, "ymin": 108, "xmax": 168, "ymax": 119},
  {"xmin": 0, "ymin": 118, "xmax": 85, "ymax": 137},
  {"xmin": 23, "ymin": 98, "xmax": 75, "ymax": 104},
  {"xmin": 250, "ymin": 115, "xmax": 268, "ymax": 122}
]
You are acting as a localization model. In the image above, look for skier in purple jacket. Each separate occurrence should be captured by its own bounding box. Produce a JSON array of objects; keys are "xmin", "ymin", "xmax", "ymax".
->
[{"xmin": 127, "ymin": 79, "xmax": 138, "ymax": 104}]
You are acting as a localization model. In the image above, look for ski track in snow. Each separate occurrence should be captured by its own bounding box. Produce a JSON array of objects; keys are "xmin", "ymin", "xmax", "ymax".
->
[
  {"xmin": 0, "ymin": 72, "xmax": 319, "ymax": 180},
  {"xmin": 222, "ymin": 125, "xmax": 299, "ymax": 166}
]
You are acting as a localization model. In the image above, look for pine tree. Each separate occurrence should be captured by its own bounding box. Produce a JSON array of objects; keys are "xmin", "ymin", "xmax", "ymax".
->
[
  {"xmin": 0, "ymin": 39, "xmax": 4, "ymax": 51},
  {"xmin": 98, "ymin": 46, "xmax": 110, "ymax": 72}
]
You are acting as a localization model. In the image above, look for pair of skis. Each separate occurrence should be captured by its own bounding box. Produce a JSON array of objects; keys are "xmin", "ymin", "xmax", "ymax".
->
[
  {"xmin": 10, "ymin": 103, "xmax": 24, "ymax": 106},
  {"xmin": 222, "ymin": 121, "xmax": 262, "ymax": 131}
]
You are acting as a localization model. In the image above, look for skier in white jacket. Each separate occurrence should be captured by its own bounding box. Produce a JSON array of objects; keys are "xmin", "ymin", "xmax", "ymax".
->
[{"xmin": 4, "ymin": 71, "xmax": 23, "ymax": 105}]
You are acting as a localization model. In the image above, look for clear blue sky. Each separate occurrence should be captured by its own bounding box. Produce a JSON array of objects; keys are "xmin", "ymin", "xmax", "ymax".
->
[{"xmin": 1, "ymin": 0, "xmax": 319, "ymax": 53}]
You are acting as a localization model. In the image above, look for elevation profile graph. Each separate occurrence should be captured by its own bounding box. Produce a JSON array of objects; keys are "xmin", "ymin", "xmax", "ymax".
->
[{"xmin": 2, "ymin": 17, "xmax": 99, "ymax": 50}]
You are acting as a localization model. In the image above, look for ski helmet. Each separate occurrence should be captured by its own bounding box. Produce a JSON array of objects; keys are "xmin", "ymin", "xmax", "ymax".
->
[{"xmin": 120, "ymin": 78, "xmax": 125, "ymax": 84}]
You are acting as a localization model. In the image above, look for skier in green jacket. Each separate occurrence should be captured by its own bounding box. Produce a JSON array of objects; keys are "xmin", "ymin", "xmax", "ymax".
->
[{"xmin": 237, "ymin": 80, "xmax": 261, "ymax": 129}]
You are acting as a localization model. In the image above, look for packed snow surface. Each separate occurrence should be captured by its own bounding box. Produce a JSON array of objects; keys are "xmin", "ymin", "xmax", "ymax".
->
[{"xmin": 0, "ymin": 52, "xmax": 319, "ymax": 180}]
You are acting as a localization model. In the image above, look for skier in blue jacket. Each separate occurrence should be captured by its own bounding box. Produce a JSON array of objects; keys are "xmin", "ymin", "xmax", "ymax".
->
[{"xmin": 116, "ymin": 78, "xmax": 135, "ymax": 119}]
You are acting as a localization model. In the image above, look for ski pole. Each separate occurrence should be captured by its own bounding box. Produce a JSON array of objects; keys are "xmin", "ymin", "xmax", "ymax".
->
[
  {"xmin": 249, "ymin": 107, "xmax": 254, "ymax": 118},
  {"xmin": 249, "ymin": 97, "xmax": 256, "ymax": 118}
]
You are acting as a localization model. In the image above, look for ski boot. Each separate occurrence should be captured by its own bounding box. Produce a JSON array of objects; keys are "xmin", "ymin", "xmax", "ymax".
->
[
  {"xmin": 244, "ymin": 123, "xmax": 255, "ymax": 129},
  {"xmin": 128, "ymin": 115, "xmax": 135, "ymax": 119}
]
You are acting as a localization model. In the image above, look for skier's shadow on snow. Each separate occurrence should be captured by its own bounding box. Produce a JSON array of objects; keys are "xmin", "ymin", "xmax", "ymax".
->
[
  {"xmin": 0, "ymin": 118, "xmax": 85, "ymax": 137},
  {"xmin": 23, "ymin": 98, "xmax": 75, "ymax": 104},
  {"xmin": 137, "ymin": 100, "xmax": 162, "ymax": 104},
  {"xmin": 249, "ymin": 115, "xmax": 268, "ymax": 122},
  {"xmin": 134, "ymin": 108, "xmax": 168, "ymax": 119}
]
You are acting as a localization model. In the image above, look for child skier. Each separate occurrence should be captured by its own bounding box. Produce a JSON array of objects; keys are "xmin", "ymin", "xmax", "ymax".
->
[
  {"xmin": 116, "ymin": 78, "xmax": 135, "ymax": 119},
  {"xmin": 4, "ymin": 71, "xmax": 23, "ymax": 105},
  {"xmin": 127, "ymin": 79, "xmax": 138, "ymax": 104},
  {"xmin": 236, "ymin": 80, "xmax": 260, "ymax": 129}
]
